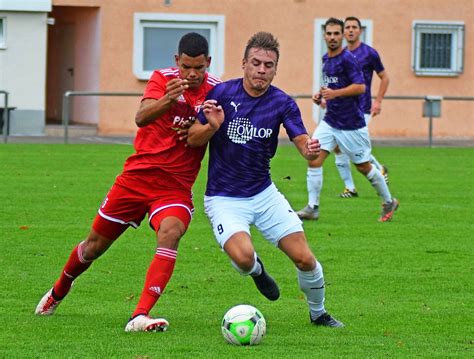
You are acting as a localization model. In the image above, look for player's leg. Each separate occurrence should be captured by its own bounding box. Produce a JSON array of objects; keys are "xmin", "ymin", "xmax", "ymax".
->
[
  {"xmin": 255, "ymin": 185, "xmax": 343, "ymax": 327},
  {"xmin": 278, "ymin": 233, "xmax": 344, "ymax": 327},
  {"xmin": 130, "ymin": 207, "xmax": 189, "ymax": 318},
  {"xmin": 126, "ymin": 196, "xmax": 193, "ymax": 332},
  {"xmin": 35, "ymin": 222, "xmax": 127, "ymax": 316},
  {"xmin": 35, "ymin": 179, "xmax": 145, "ymax": 316},
  {"xmin": 369, "ymin": 154, "xmax": 383, "ymax": 171},
  {"xmin": 297, "ymin": 123, "xmax": 335, "ymax": 220},
  {"xmin": 364, "ymin": 114, "xmax": 389, "ymax": 184},
  {"xmin": 354, "ymin": 161, "xmax": 390, "ymax": 200},
  {"xmin": 337, "ymin": 127, "xmax": 398, "ymax": 221},
  {"xmin": 204, "ymin": 194, "xmax": 279, "ymax": 301},
  {"xmin": 355, "ymin": 161, "xmax": 398, "ymax": 222},
  {"xmin": 334, "ymin": 145, "xmax": 358, "ymax": 197},
  {"xmin": 370, "ymin": 155, "xmax": 389, "ymax": 184},
  {"xmin": 225, "ymin": 232, "xmax": 280, "ymax": 301}
]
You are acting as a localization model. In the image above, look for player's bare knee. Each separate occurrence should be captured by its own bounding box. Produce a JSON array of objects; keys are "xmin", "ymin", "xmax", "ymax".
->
[
  {"xmin": 156, "ymin": 226, "xmax": 183, "ymax": 249},
  {"xmin": 294, "ymin": 253, "xmax": 316, "ymax": 271},
  {"xmin": 308, "ymin": 150, "xmax": 328, "ymax": 168},
  {"xmin": 232, "ymin": 252, "xmax": 255, "ymax": 272},
  {"xmin": 308, "ymin": 158, "xmax": 322, "ymax": 168},
  {"xmin": 355, "ymin": 162, "xmax": 372, "ymax": 175}
]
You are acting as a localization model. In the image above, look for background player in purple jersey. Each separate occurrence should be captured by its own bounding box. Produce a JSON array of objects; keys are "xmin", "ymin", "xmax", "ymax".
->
[
  {"xmin": 334, "ymin": 16, "xmax": 391, "ymax": 198},
  {"xmin": 296, "ymin": 18, "xmax": 398, "ymax": 222},
  {"xmin": 188, "ymin": 31, "xmax": 343, "ymax": 327}
]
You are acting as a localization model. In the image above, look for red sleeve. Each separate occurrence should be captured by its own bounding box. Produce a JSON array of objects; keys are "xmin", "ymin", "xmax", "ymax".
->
[{"xmin": 142, "ymin": 71, "xmax": 167, "ymax": 101}]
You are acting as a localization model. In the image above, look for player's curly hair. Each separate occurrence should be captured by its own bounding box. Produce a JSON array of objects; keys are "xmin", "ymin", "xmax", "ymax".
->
[{"xmin": 244, "ymin": 32, "xmax": 280, "ymax": 63}]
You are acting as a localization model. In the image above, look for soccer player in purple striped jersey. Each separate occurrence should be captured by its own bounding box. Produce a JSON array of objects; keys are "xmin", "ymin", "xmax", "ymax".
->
[
  {"xmin": 296, "ymin": 18, "xmax": 398, "ymax": 222},
  {"xmin": 333, "ymin": 16, "xmax": 391, "ymax": 199},
  {"xmin": 188, "ymin": 32, "xmax": 343, "ymax": 328}
]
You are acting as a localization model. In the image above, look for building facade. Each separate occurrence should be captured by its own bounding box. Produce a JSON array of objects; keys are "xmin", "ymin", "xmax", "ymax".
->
[{"xmin": 2, "ymin": 0, "xmax": 473, "ymax": 139}]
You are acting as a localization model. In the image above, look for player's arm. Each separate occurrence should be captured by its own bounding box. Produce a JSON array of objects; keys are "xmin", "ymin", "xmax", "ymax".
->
[
  {"xmin": 292, "ymin": 134, "xmax": 320, "ymax": 161},
  {"xmin": 187, "ymin": 100, "xmax": 224, "ymax": 147},
  {"xmin": 320, "ymin": 83, "xmax": 365, "ymax": 100},
  {"xmin": 371, "ymin": 70, "xmax": 389, "ymax": 117},
  {"xmin": 135, "ymin": 79, "xmax": 189, "ymax": 127}
]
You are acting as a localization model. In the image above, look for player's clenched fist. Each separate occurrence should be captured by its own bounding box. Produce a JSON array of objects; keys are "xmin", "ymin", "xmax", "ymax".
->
[
  {"xmin": 202, "ymin": 99, "xmax": 224, "ymax": 130},
  {"xmin": 165, "ymin": 78, "xmax": 189, "ymax": 102}
]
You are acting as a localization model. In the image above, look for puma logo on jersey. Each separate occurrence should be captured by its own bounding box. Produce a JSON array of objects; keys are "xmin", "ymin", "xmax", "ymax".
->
[{"xmin": 230, "ymin": 101, "xmax": 241, "ymax": 113}]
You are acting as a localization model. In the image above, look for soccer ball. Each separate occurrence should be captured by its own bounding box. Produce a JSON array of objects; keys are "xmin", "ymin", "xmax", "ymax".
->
[{"xmin": 221, "ymin": 304, "xmax": 266, "ymax": 345}]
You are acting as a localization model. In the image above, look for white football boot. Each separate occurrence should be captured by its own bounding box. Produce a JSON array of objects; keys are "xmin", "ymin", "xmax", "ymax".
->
[
  {"xmin": 35, "ymin": 288, "xmax": 62, "ymax": 316},
  {"xmin": 125, "ymin": 315, "xmax": 169, "ymax": 332}
]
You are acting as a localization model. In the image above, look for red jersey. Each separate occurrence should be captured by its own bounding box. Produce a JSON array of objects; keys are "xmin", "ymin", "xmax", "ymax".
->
[{"xmin": 122, "ymin": 68, "xmax": 221, "ymax": 191}]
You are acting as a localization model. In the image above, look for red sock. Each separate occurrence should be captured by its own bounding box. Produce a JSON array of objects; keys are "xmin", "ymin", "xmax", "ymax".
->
[
  {"xmin": 53, "ymin": 241, "xmax": 92, "ymax": 299},
  {"xmin": 132, "ymin": 248, "xmax": 177, "ymax": 318}
]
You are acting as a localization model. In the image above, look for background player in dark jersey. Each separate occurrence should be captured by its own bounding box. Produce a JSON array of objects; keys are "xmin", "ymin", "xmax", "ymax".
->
[
  {"xmin": 188, "ymin": 32, "xmax": 343, "ymax": 328},
  {"xmin": 334, "ymin": 16, "xmax": 391, "ymax": 198},
  {"xmin": 35, "ymin": 33, "xmax": 220, "ymax": 332},
  {"xmin": 296, "ymin": 18, "xmax": 398, "ymax": 222}
]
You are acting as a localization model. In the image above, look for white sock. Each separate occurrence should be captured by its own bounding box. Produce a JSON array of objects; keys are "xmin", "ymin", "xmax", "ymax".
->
[
  {"xmin": 231, "ymin": 252, "xmax": 262, "ymax": 276},
  {"xmin": 307, "ymin": 167, "xmax": 323, "ymax": 207},
  {"xmin": 366, "ymin": 165, "xmax": 392, "ymax": 203},
  {"xmin": 370, "ymin": 154, "xmax": 383, "ymax": 172},
  {"xmin": 335, "ymin": 153, "xmax": 355, "ymax": 191},
  {"xmin": 297, "ymin": 261, "xmax": 326, "ymax": 319}
]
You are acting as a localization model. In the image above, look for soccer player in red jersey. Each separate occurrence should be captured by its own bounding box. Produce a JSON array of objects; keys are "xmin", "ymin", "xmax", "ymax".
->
[{"xmin": 35, "ymin": 33, "xmax": 221, "ymax": 332}]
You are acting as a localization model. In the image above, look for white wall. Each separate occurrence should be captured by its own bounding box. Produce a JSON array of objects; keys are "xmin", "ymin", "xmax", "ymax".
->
[
  {"xmin": 0, "ymin": 12, "xmax": 48, "ymax": 109},
  {"xmin": 0, "ymin": 1, "xmax": 51, "ymax": 12},
  {"xmin": 0, "ymin": 11, "xmax": 48, "ymax": 134}
]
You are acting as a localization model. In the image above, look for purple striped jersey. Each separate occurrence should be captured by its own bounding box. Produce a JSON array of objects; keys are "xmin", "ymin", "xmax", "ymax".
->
[
  {"xmin": 348, "ymin": 42, "xmax": 385, "ymax": 114},
  {"xmin": 198, "ymin": 78, "xmax": 307, "ymax": 197},
  {"xmin": 322, "ymin": 48, "xmax": 365, "ymax": 130}
]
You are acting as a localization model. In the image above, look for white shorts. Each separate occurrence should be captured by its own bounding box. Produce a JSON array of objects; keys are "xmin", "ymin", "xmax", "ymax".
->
[
  {"xmin": 364, "ymin": 113, "xmax": 372, "ymax": 125},
  {"xmin": 204, "ymin": 183, "xmax": 303, "ymax": 248},
  {"xmin": 312, "ymin": 120, "xmax": 372, "ymax": 164}
]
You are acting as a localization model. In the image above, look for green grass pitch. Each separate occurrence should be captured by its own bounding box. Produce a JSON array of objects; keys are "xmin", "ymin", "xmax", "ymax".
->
[{"xmin": 0, "ymin": 144, "xmax": 472, "ymax": 357}]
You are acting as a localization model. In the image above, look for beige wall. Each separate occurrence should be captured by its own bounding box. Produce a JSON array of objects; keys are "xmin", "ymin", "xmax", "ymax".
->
[
  {"xmin": 47, "ymin": 6, "xmax": 100, "ymax": 124},
  {"xmin": 52, "ymin": 0, "xmax": 473, "ymax": 138}
]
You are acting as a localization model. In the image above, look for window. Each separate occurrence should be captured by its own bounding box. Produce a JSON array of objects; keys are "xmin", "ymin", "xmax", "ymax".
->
[
  {"xmin": 133, "ymin": 13, "xmax": 225, "ymax": 80},
  {"xmin": 0, "ymin": 18, "xmax": 5, "ymax": 49},
  {"xmin": 413, "ymin": 21, "xmax": 464, "ymax": 76}
]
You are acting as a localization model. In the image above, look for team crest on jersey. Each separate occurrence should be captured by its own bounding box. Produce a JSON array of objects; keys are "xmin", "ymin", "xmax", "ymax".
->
[{"xmin": 227, "ymin": 117, "xmax": 273, "ymax": 144}]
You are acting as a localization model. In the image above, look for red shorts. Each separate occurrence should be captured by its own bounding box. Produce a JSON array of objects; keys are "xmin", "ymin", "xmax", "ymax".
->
[{"xmin": 92, "ymin": 173, "xmax": 194, "ymax": 240}]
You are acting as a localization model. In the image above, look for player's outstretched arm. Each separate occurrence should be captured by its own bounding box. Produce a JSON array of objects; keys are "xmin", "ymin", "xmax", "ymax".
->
[
  {"xmin": 187, "ymin": 100, "xmax": 224, "ymax": 147},
  {"xmin": 292, "ymin": 134, "xmax": 320, "ymax": 161}
]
